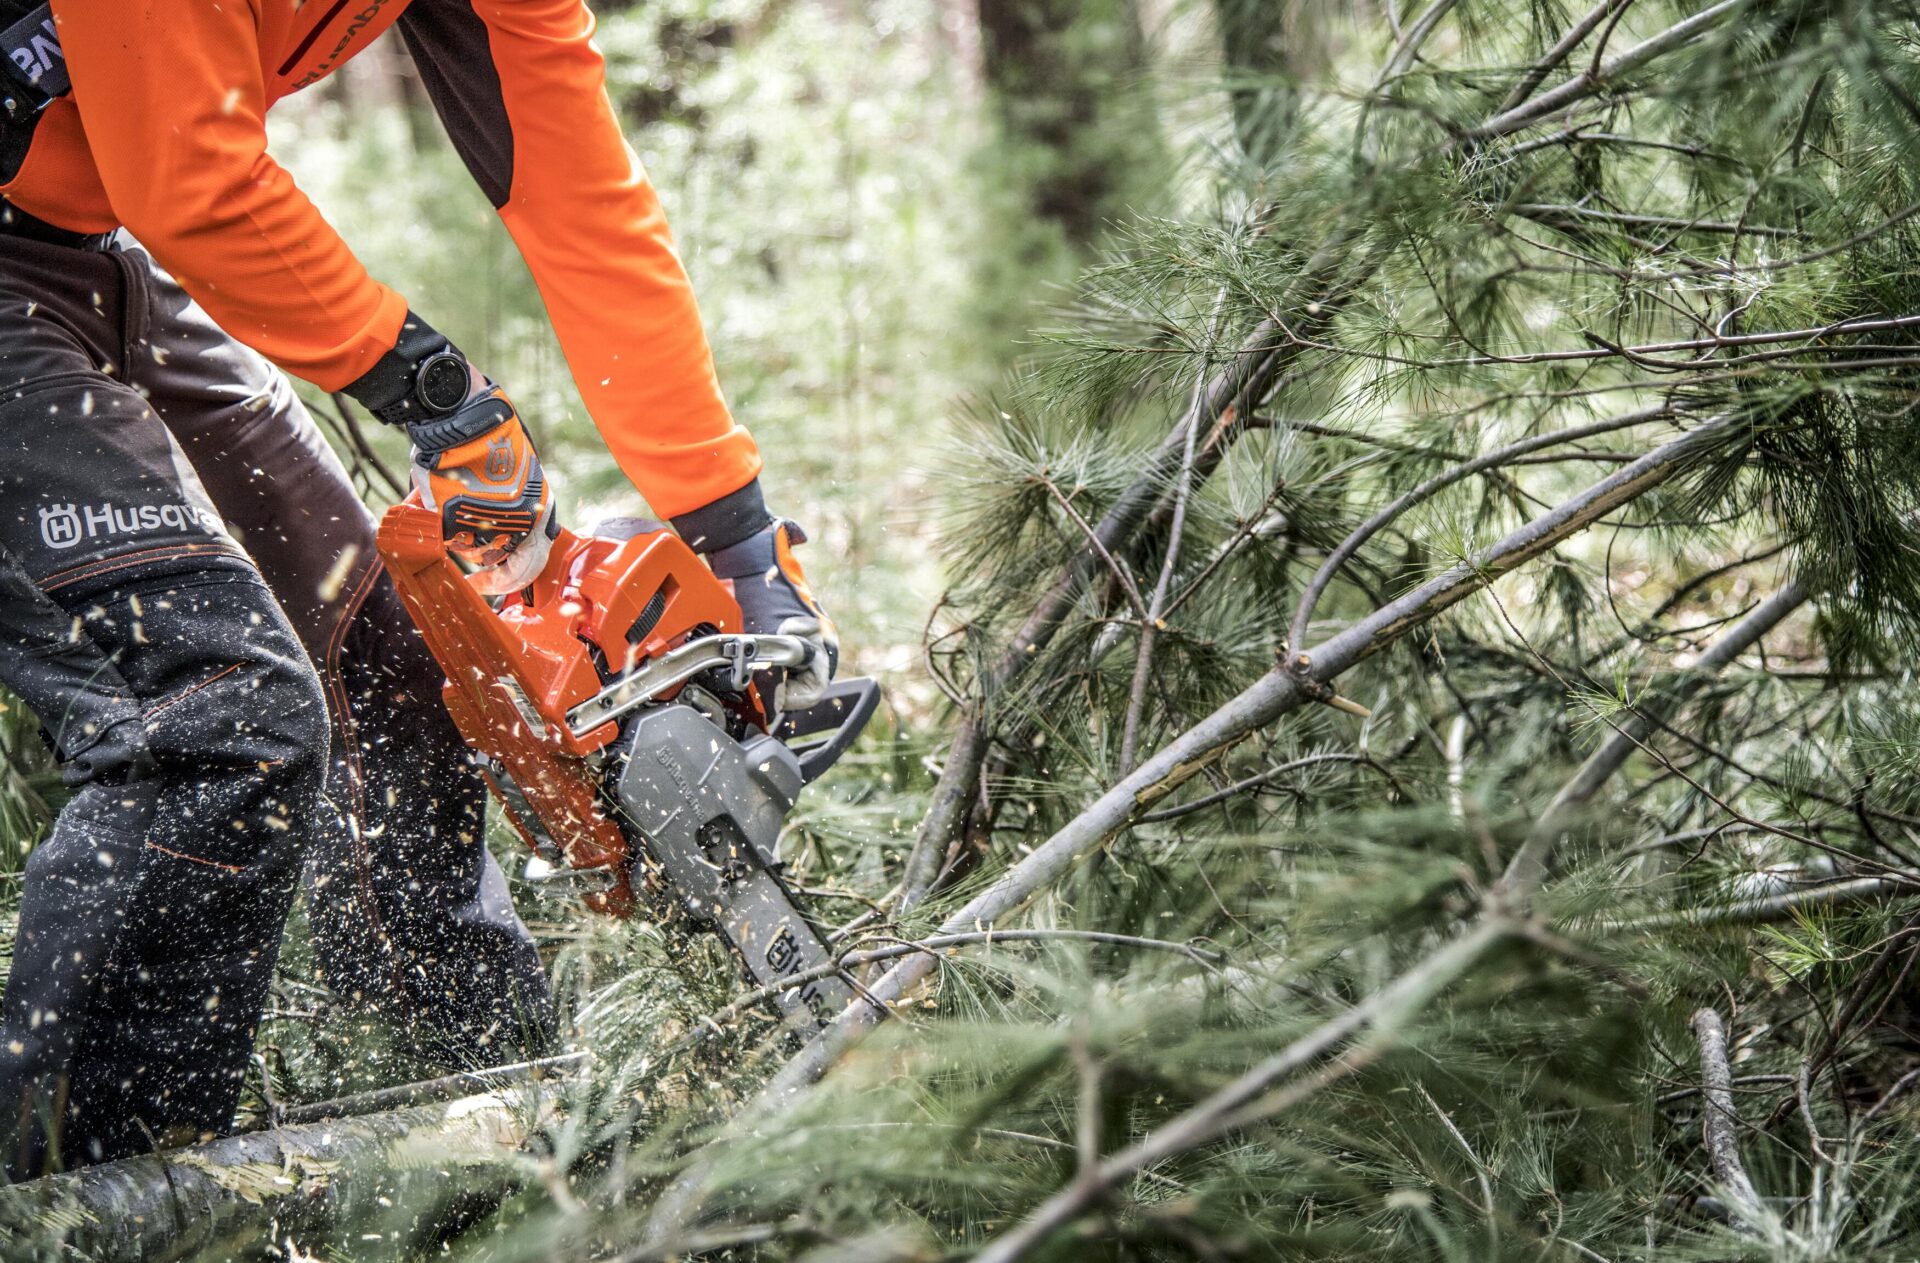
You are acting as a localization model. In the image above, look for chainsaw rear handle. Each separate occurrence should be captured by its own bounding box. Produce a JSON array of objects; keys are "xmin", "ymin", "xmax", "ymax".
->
[{"xmin": 566, "ymin": 631, "xmax": 815, "ymax": 740}]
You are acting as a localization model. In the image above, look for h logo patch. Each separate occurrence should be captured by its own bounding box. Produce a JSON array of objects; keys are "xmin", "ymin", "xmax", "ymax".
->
[
  {"xmin": 38, "ymin": 502, "xmax": 81, "ymax": 549},
  {"xmin": 484, "ymin": 435, "xmax": 515, "ymax": 483}
]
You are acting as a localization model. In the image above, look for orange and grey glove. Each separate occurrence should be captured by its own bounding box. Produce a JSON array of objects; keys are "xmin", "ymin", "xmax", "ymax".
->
[
  {"xmin": 406, "ymin": 374, "xmax": 556, "ymax": 595},
  {"xmin": 703, "ymin": 518, "xmax": 839, "ymax": 714},
  {"xmin": 344, "ymin": 318, "xmax": 556, "ymax": 593}
]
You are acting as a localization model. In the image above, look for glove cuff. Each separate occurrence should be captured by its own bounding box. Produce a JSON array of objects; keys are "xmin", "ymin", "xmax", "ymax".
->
[
  {"xmin": 671, "ymin": 477, "xmax": 772, "ymax": 554},
  {"xmin": 406, "ymin": 391, "xmax": 515, "ymax": 456},
  {"xmin": 705, "ymin": 516, "xmax": 807, "ymax": 581},
  {"xmin": 342, "ymin": 310, "xmax": 468, "ymax": 428}
]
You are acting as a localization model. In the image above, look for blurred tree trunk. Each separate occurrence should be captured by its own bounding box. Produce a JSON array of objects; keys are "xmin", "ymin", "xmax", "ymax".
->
[
  {"xmin": 976, "ymin": 0, "xmax": 1162, "ymax": 248},
  {"xmin": 937, "ymin": 0, "xmax": 986, "ymax": 103},
  {"xmin": 1212, "ymin": 0, "xmax": 1339, "ymax": 165}
]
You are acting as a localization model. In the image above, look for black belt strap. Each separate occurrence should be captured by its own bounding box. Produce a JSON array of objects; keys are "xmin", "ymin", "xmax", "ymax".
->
[
  {"xmin": 0, "ymin": 3, "xmax": 63, "ymax": 124},
  {"xmin": 0, "ymin": 200, "xmax": 114, "ymax": 250}
]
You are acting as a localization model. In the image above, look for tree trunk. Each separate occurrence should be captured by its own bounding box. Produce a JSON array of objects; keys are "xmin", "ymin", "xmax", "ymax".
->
[{"xmin": 1212, "ymin": 0, "xmax": 1332, "ymax": 164}]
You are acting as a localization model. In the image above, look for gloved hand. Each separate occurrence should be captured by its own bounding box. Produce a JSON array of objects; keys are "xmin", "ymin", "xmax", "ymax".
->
[
  {"xmin": 703, "ymin": 518, "xmax": 839, "ymax": 714},
  {"xmin": 407, "ymin": 381, "xmax": 557, "ymax": 595}
]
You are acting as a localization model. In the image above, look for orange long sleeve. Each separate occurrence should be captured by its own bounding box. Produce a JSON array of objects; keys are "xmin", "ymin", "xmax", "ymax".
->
[
  {"xmin": 401, "ymin": 0, "xmax": 760, "ymax": 521},
  {"xmin": 51, "ymin": 0, "xmax": 411, "ymax": 390},
  {"xmin": 36, "ymin": 0, "xmax": 761, "ymax": 522}
]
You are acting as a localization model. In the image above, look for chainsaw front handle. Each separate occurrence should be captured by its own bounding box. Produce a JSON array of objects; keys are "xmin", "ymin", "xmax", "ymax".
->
[{"xmin": 566, "ymin": 632, "xmax": 815, "ymax": 740}]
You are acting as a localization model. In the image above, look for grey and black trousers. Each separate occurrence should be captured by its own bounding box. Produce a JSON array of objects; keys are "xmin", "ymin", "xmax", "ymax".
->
[{"xmin": 0, "ymin": 222, "xmax": 553, "ymax": 1178}]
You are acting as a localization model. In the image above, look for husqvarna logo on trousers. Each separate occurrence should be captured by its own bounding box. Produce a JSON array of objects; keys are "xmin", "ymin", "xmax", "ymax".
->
[{"xmin": 38, "ymin": 501, "xmax": 220, "ymax": 550}]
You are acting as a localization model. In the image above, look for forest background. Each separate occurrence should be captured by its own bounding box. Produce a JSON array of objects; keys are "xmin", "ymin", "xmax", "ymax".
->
[{"xmin": 6, "ymin": 1, "xmax": 1920, "ymax": 1261}]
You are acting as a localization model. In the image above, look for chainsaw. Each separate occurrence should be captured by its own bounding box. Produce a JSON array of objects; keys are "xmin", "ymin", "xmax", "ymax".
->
[{"xmin": 375, "ymin": 499, "xmax": 880, "ymax": 1034}]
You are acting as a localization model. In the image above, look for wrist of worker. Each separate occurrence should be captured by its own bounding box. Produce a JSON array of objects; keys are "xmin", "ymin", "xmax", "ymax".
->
[
  {"xmin": 344, "ymin": 310, "xmax": 772, "ymax": 552},
  {"xmin": 671, "ymin": 479, "xmax": 772, "ymax": 555},
  {"xmin": 343, "ymin": 310, "xmax": 483, "ymax": 432}
]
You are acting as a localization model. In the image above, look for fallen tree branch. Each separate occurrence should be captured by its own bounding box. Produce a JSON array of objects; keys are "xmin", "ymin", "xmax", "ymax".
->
[
  {"xmin": 1138, "ymin": 751, "xmax": 1407, "ymax": 822},
  {"xmin": 1604, "ymin": 875, "xmax": 1914, "ymax": 932},
  {"xmin": 1286, "ymin": 405, "xmax": 1680, "ymax": 656},
  {"xmin": 1501, "ymin": 575, "xmax": 1812, "ymax": 894},
  {"xmin": 804, "ymin": 417, "xmax": 1727, "ymax": 1085},
  {"xmin": 0, "ymin": 1086, "xmax": 552, "ymax": 1262},
  {"xmin": 675, "ymin": 930, "xmax": 1221, "ymax": 1051},
  {"xmin": 902, "ymin": 0, "xmax": 1754, "ymax": 910},
  {"xmin": 246, "ymin": 1052, "xmax": 587, "ymax": 1131},
  {"xmin": 968, "ymin": 918, "xmax": 1515, "ymax": 1263}
]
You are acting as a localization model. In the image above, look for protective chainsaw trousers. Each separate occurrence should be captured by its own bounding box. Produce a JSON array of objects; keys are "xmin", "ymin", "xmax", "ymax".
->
[{"xmin": 0, "ymin": 231, "xmax": 553, "ymax": 1180}]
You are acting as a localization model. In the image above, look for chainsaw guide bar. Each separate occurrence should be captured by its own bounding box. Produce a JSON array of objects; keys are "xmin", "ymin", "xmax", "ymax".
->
[{"xmin": 377, "ymin": 501, "xmax": 882, "ymax": 1036}]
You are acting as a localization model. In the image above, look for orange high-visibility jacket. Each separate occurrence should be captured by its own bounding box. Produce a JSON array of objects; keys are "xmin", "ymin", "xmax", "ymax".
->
[{"xmin": 5, "ymin": 0, "xmax": 760, "ymax": 523}]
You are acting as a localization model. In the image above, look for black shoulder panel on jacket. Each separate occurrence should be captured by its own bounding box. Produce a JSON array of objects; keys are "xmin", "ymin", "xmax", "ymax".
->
[{"xmin": 396, "ymin": 0, "xmax": 514, "ymax": 209}]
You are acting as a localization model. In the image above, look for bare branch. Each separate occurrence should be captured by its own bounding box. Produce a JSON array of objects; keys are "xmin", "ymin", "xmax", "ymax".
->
[
  {"xmin": 1605, "ymin": 876, "xmax": 1913, "ymax": 932},
  {"xmin": 1502, "ymin": 576, "xmax": 1812, "ymax": 894},
  {"xmin": 1475, "ymin": 0, "xmax": 1754, "ymax": 140},
  {"xmin": 1287, "ymin": 404, "xmax": 1679, "ymax": 658},
  {"xmin": 1691, "ymin": 1008, "xmax": 1767, "ymax": 1230},
  {"xmin": 1139, "ymin": 752, "xmax": 1408, "ymax": 823},
  {"xmin": 1495, "ymin": 0, "xmax": 1632, "ymax": 115}
]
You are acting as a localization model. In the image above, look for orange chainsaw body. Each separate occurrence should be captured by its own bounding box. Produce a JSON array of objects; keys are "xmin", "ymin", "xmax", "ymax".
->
[{"xmin": 376, "ymin": 498, "xmax": 754, "ymax": 917}]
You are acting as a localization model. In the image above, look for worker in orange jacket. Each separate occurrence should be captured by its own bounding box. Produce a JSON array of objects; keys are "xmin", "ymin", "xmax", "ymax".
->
[{"xmin": 0, "ymin": 0, "xmax": 836, "ymax": 1177}]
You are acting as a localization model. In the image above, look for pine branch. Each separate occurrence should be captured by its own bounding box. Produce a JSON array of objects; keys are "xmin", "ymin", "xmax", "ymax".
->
[
  {"xmin": 901, "ymin": 0, "xmax": 1785, "ymax": 912},
  {"xmin": 1494, "ymin": 0, "xmax": 1633, "ymax": 116},
  {"xmin": 673, "ymin": 929, "xmax": 1222, "ymax": 1051},
  {"xmin": 1119, "ymin": 329, "xmax": 1208, "ymax": 774},
  {"xmin": 640, "ymin": 416, "xmax": 1740, "ymax": 1246},
  {"xmin": 250, "ymin": 1052, "xmax": 585, "ymax": 1130},
  {"xmin": 1502, "ymin": 574, "xmax": 1813, "ymax": 894},
  {"xmin": 1606, "ymin": 876, "xmax": 1914, "ymax": 931},
  {"xmin": 1138, "ymin": 751, "xmax": 1407, "ymax": 823},
  {"xmin": 1473, "ymin": 0, "xmax": 1756, "ymax": 140},
  {"xmin": 868, "ymin": 419, "xmax": 1733, "ymax": 1069},
  {"xmin": 897, "ymin": 314, "xmax": 1293, "ymax": 910},
  {"xmin": 969, "ymin": 918, "xmax": 1515, "ymax": 1263},
  {"xmin": 1286, "ymin": 404, "xmax": 1681, "ymax": 657}
]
